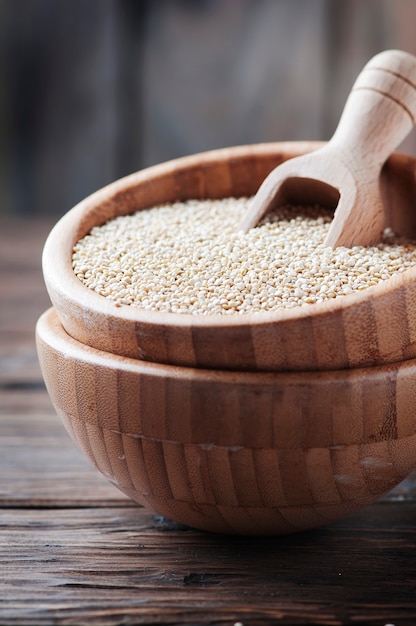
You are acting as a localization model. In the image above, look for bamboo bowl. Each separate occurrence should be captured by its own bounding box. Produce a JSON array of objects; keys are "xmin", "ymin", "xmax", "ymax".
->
[
  {"xmin": 42, "ymin": 142, "xmax": 416, "ymax": 372},
  {"xmin": 36, "ymin": 307, "xmax": 416, "ymax": 535}
]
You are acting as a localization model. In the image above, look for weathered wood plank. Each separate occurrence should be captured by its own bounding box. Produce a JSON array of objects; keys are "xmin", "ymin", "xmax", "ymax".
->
[
  {"xmin": 0, "ymin": 217, "xmax": 52, "ymax": 385},
  {"xmin": 1, "ymin": 503, "xmax": 416, "ymax": 625},
  {"xmin": 0, "ymin": 219, "xmax": 52, "ymax": 265},
  {"xmin": 0, "ymin": 332, "xmax": 44, "ymax": 384},
  {"xmin": 0, "ymin": 390, "xmax": 127, "ymax": 506},
  {"xmin": 0, "ymin": 220, "xmax": 52, "ymax": 335}
]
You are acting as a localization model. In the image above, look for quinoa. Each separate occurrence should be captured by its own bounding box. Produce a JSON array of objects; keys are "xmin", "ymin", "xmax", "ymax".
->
[{"xmin": 72, "ymin": 197, "xmax": 416, "ymax": 315}]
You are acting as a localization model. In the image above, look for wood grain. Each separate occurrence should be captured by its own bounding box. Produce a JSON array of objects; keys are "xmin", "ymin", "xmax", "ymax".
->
[
  {"xmin": 42, "ymin": 143, "xmax": 416, "ymax": 372},
  {"xmin": 2, "ymin": 499, "xmax": 416, "ymax": 626},
  {"xmin": 0, "ymin": 393, "xmax": 127, "ymax": 507}
]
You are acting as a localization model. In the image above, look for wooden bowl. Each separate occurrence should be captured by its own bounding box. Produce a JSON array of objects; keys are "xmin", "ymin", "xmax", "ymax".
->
[
  {"xmin": 36, "ymin": 307, "xmax": 416, "ymax": 535},
  {"xmin": 42, "ymin": 142, "xmax": 416, "ymax": 372}
]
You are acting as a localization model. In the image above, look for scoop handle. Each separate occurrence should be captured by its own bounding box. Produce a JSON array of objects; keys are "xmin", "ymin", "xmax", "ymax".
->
[{"xmin": 329, "ymin": 49, "xmax": 416, "ymax": 170}]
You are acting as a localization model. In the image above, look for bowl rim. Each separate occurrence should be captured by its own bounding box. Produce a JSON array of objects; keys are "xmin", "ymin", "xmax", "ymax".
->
[{"xmin": 42, "ymin": 141, "xmax": 416, "ymax": 332}]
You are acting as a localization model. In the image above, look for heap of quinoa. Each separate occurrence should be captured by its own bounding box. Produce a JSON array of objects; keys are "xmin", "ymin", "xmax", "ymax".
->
[{"xmin": 72, "ymin": 197, "xmax": 416, "ymax": 315}]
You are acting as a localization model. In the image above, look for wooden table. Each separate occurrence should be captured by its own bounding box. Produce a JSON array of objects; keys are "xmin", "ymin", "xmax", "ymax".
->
[{"xmin": 1, "ymin": 218, "xmax": 416, "ymax": 626}]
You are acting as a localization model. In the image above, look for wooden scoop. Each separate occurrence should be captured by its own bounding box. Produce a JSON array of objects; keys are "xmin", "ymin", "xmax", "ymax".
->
[{"xmin": 238, "ymin": 49, "xmax": 416, "ymax": 247}]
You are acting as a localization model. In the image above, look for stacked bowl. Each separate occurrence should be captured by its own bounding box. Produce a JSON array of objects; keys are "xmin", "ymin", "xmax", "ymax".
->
[{"xmin": 36, "ymin": 142, "xmax": 416, "ymax": 534}]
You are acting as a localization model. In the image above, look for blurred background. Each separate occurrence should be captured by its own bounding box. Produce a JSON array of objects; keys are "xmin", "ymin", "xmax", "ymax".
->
[{"xmin": 1, "ymin": 0, "xmax": 416, "ymax": 219}]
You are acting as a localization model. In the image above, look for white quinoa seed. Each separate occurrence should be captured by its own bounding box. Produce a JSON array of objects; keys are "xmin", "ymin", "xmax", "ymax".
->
[{"xmin": 72, "ymin": 197, "xmax": 416, "ymax": 315}]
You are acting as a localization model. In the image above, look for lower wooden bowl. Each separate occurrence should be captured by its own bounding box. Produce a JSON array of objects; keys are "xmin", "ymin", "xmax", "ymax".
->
[{"xmin": 37, "ymin": 307, "xmax": 416, "ymax": 535}]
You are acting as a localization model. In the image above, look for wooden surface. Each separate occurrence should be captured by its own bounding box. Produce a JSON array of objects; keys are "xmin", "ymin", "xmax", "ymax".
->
[{"xmin": 2, "ymin": 218, "xmax": 416, "ymax": 625}]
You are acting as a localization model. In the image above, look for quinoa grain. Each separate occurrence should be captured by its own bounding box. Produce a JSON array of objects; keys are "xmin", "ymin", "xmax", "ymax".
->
[{"xmin": 72, "ymin": 198, "xmax": 416, "ymax": 315}]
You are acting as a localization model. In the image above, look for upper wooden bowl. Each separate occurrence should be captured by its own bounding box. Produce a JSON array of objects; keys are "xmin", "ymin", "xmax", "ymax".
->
[
  {"xmin": 42, "ymin": 142, "xmax": 416, "ymax": 372},
  {"xmin": 36, "ymin": 307, "xmax": 416, "ymax": 535}
]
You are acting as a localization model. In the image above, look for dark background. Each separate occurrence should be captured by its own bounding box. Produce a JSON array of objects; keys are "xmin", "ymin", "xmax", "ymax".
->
[{"xmin": 1, "ymin": 0, "xmax": 416, "ymax": 219}]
